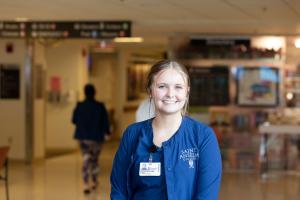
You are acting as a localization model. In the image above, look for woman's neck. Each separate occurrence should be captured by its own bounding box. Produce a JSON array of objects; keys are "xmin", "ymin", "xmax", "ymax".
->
[
  {"xmin": 152, "ymin": 113, "xmax": 183, "ymax": 147},
  {"xmin": 153, "ymin": 113, "xmax": 182, "ymax": 129}
]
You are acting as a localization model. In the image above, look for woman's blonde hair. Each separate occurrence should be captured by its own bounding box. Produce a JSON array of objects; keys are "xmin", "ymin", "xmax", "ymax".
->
[{"xmin": 146, "ymin": 60, "xmax": 190, "ymax": 115}]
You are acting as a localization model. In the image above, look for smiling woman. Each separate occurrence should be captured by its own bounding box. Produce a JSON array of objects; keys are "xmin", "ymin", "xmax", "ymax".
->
[{"xmin": 110, "ymin": 60, "xmax": 222, "ymax": 200}]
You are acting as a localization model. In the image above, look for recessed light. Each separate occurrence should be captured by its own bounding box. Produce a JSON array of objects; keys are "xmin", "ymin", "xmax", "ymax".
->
[{"xmin": 15, "ymin": 17, "xmax": 29, "ymax": 22}]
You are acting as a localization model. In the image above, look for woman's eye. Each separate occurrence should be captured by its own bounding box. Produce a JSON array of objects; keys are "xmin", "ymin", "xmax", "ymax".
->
[
  {"xmin": 176, "ymin": 86, "xmax": 183, "ymax": 89},
  {"xmin": 158, "ymin": 85, "xmax": 165, "ymax": 89}
]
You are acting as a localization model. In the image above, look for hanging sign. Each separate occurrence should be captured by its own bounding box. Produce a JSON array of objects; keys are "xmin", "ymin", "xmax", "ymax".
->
[{"xmin": 0, "ymin": 21, "xmax": 131, "ymax": 39}]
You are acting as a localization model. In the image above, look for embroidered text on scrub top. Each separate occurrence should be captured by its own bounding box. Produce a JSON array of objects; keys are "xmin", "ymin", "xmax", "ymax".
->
[{"xmin": 179, "ymin": 148, "xmax": 199, "ymax": 168}]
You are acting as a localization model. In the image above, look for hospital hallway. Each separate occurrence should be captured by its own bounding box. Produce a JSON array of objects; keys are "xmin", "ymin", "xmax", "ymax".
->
[{"xmin": 1, "ymin": 140, "xmax": 300, "ymax": 200}]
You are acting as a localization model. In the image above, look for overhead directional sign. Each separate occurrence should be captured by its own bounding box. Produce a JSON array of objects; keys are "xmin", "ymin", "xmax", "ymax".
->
[
  {"xmin": 0, "ymin": 22, "xmax": 27, "ymax": 38},
  {"xmin": 0, "ymin": 21, "xmax": 131, "ymax": 39}
]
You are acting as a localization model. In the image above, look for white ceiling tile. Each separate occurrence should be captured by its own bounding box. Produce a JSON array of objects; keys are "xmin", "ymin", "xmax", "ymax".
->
[{"xmin": 0, "ymin": 0, "xmax": 300, "ymax": 41}]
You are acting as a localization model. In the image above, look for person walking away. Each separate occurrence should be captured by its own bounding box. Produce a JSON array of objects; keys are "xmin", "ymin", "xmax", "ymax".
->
[{"xmin": 72, "ymin": 84, "xmax": 110, "ymax": 194}]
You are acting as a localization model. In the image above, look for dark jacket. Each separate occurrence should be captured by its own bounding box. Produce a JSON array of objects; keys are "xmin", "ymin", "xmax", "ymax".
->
[{"xmin": 72, "ymin": 99, "xmax": 110, "ymax": 142}]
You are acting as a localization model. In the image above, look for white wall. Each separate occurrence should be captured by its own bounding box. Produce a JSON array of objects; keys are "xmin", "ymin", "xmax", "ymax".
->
[
  {"xmin": 0, "ymin": 39, "xmax": 26, "ymax": 159},
  {"xmin": 90, "ymin": 53, "xmax": 117, "ymax": 109},
  {"xmin": 45, "ymin": 40, "xmax": 89, "ymax": 150}
]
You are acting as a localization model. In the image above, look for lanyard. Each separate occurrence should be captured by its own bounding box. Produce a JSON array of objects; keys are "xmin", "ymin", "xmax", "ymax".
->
[{"xmin": 149, "ymin": 145, "xmax": 158, "ymax": 162}]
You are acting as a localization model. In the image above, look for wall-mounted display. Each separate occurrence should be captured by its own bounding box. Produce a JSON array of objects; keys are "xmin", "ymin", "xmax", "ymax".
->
[
  {"xmin": 188, "ymin": 66, "xmax": 230, "ymax": 106},
  {"xmin": 236, "ymin": 67, "xmax": 279, "ymax": 106},
  {"xmin": 0, "ymin": 64, "xmax": 20, "ymax": 99},
  {"xmin": 48, "ymin": 76, "xmax": 61, "ymax": 103}
]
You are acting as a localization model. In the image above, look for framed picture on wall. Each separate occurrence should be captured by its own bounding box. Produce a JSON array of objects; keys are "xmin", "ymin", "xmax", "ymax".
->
[{"xmin": 236, "ymin": 66, "xmax": 279, "ymax": 107}]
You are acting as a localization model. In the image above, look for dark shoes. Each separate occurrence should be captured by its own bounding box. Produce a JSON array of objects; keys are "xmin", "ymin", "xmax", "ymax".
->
[
  {"xmin": 83, "ymin": 188, "xmax": 91, "ymax": 195},
  {"xmin": 83, "ymin": 183, "xmax": 98, "ymax": 195}
]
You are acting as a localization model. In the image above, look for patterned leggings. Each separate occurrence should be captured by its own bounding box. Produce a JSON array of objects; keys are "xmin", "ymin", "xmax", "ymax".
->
[{"xmin": 80, "ymin": 140, "xmax": 102, "ymax": 185}]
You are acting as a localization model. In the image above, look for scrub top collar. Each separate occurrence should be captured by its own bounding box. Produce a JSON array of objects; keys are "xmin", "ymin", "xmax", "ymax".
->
[{"xmin": 146, "ymin": 115, "xmax": 187, "ymax": 147}]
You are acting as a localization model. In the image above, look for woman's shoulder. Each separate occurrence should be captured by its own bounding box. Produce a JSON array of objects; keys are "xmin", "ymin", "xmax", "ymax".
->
[
  {"xmin": 184, "ymin": 116, "xmax": 211, "ymax": 129},
  {"xmin": 184, "ymin": 116, "xmax": 215, "ymax": 137},
  {"xmin": 126, "ymin": 119, "xmax": 150, "ymax": 132},
  {"xmin": 183, "ymin": 116, "xmax": 218, "ymax": 149},
  {"xmin": 122, "ymin": 119, "xmax": 151, "ymax": 139}
]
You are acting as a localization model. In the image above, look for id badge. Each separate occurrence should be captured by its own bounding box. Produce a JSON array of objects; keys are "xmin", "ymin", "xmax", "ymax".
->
[{"xmin": 139, "ymin": 162, "xmax": 161, "ymax": 176}]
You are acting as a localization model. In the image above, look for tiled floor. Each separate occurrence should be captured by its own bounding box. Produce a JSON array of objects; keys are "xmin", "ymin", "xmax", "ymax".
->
[{"xmin": 1, "ymin": 140, "xmax": 300, "ymax": 200}]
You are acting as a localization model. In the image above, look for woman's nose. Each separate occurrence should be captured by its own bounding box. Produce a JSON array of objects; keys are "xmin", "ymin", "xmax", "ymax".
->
[{"xmin": 166, "ymin": 88, "xmax": 175, "ymax": 97}]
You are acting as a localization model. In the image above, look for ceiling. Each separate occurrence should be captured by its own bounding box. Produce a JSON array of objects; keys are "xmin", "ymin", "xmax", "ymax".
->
[{"xmin": 1, "ymin": 0, "xmax": 300, "ymax": 44}]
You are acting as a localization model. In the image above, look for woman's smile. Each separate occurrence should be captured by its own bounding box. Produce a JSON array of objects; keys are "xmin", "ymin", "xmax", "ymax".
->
[{"xmin": 162, "ymin": 99, "xmax": 177, "ymax": 104}]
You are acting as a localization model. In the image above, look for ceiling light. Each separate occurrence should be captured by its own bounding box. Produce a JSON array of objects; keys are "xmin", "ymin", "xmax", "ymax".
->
[
  {"xmin": 15, "ymin": 17, "xmax": 29, "ymax": 22},
  {"xmin": 113, "ymin": 37, "xmax": 143, "ymax": 43}
]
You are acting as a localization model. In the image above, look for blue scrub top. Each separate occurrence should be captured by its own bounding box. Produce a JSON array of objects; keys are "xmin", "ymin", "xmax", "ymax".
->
[
  {"xmin": 130, "ymin": 145, "xmax": 167, "ymax": 200},
  {"xmin": 111, "ymin": 116, "xmax": 222, "ymax": 200}
]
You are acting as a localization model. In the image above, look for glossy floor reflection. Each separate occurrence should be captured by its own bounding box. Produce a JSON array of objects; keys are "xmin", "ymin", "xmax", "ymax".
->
[{"xmin": 1, "ymin": 140, "xmax": 300, "ymax": 200}]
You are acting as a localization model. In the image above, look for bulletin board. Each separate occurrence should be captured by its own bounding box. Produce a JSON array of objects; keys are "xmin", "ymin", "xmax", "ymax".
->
[
  {"xmin": 0, "ymin": 64, "xmax": 20, "ymax": 99},
  {"xmin": 188, "ymin": 66, "xmax": 230, "ymax": 106}
]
